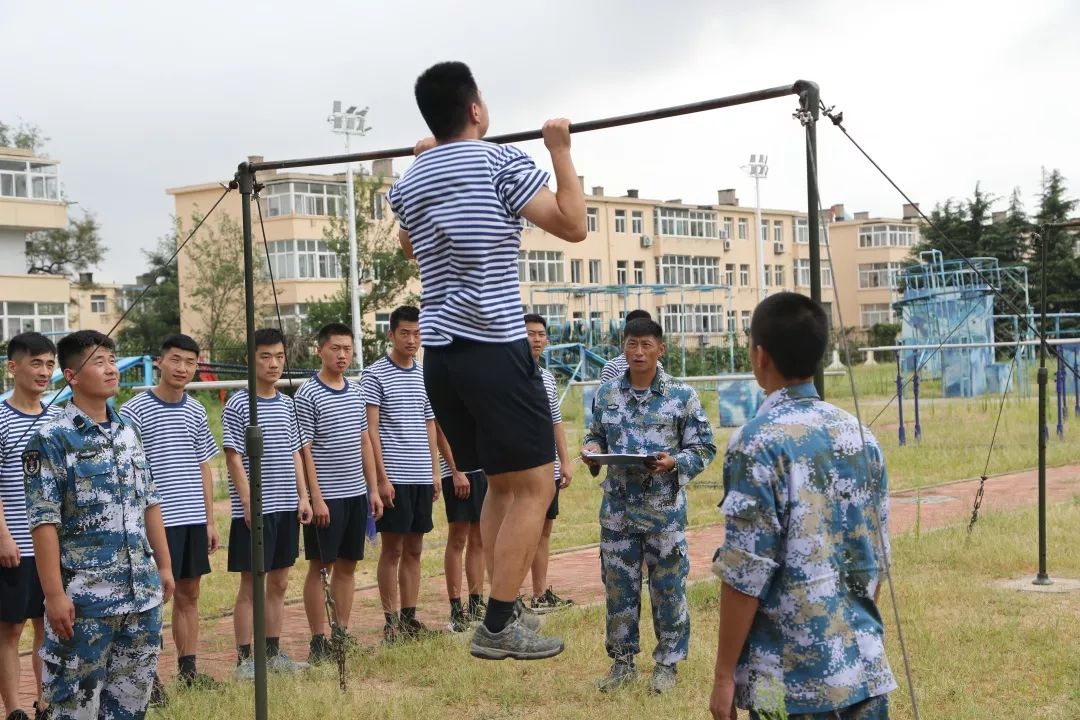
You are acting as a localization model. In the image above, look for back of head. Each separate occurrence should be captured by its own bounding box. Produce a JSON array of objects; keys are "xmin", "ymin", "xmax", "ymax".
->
[
  {"xmin": 750, "ymin": 292, "xmax": 828, "ymax": 379},
  {"xmin": 317, "ymin": 322, "xmax": 353, "ymax": 347},
  {"xmin": 389, "ymin": 305, "xmax": 420, "ymax": 331},
  {"xmin": 254, "ymin": 327, "xmax": 286, "ymax": 350},
  {"xmin": 624, "ymin": 317, "xmax": 663, "ymax": 341},
  {"xmin": 160, "ymin": 333, "xmax": 200, "ymax": 357},
  {"xmin": 523, "ymin": 313, "xmax": 547, "ymax": 328},
  {"xmin": 58, "ymin": 330, "xmax": 115, "ymax": 371},
  {"xmin": 7, "ymin": 332, "xmax": 57, "ymax": 361},
  {"xmin": 414, "ymin": 61, "xmax": 480, "ymax": 140}
]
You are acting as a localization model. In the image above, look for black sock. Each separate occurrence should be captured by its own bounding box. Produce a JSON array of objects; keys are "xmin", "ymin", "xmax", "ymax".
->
[
  {"xmin": 483, "ymin": 597, "xmax": 516, "ymax": 634},
  {"xmin": 450, "ymin": 597, "xmax": 463, "ymax": 613},
  {"xmin": 401, "ymin": 606, "xmax": 417, "ymax": 622},
  {"xmin": 237, "ymin": 644, "xmax": 252, "ymax": 663},
  {"xmin": 384, "ymin": 611, "xmax": 399, "ymax": 625},
  {"xmin": 312, "ymin": 633, "xmax": 327, "ymax": 647},
  {"xmin": 178, "ymin": 655, "xmax": 197, "ymax": 678},
  {"xmin": 266, "ymin": 637, "xmax": 280, "ymax": 657},
  {"xmin": 468, "ymin": 593, "xmax": 483, "ymax": 613}
]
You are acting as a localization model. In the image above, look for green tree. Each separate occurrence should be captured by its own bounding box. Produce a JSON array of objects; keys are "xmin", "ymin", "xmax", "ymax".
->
[
  {"xmin": 912, "ymin": 184, "xmax": 996, "ymax": 263},
  {"xmin": 115, "ymin": 230, "xmax": 182, "ymax": 355},
  {"xmin": 981, "ymin": 187, "xmax": 1031, "ymax": 265},
  {"xmin": 0, "ymin": 119, "xmax": 49, "ymax": 153},
  {"xmin": 1031, "ymin": 169, "xmax": 1079, "ymax": 317},
  {"xmin": 305, "ymin": 174, "xmax": 419, "ymax": 365},
  {"xmin": 25, "ymin": 212, "xmax": 106, "ymax": 275}
]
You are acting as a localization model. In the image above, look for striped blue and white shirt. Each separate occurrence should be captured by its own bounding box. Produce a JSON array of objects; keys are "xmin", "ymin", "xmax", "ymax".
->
[
  {"xmin": 600, "ymin": 354, "xmax": 665, "ymax": 383},
  {"xmin": 361, "ymin": 356, "xmax": 435, "ymax": 486},
  {"xmin": 540, "ymin": 368, "xmax": 563, "ymax": 482},
  {"xmin": 295, "ymin": 375, "xmax": 368, "ymax": 501},
  {"xmin": 387, "ymin": 141, "xmax": 550, "ymax": 346},
  {"xmin": 221, "ymin": 391, "xmax": 302, "ymax": 518},
  {"xmin": 1, "ymin": 400, "xmax": 61, "ymax": 555},
  {"xmin": 119, "ymin": 390, "xmax": 219, "ymax": 528}
]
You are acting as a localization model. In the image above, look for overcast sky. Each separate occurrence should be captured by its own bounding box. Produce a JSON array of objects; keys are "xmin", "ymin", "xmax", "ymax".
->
[{"xmin": 3, "ymin": 0, "xmax": 1076, "ymax": 283}]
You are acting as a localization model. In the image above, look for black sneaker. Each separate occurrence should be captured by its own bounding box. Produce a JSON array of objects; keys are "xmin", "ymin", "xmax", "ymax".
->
[
  {"xmin": 33, "ymin": 703, "xmax": 51, "ymax": 720},
  {"xmin": 148, "ymin": 674, "xmax": 167, "ymax": 706},
  {"xmin": 181, "ymin": 671, "xmax": 224, "ymax": 691},
  {"xmin": 382, "ymin": 619, "xmax": 401, "ymax": 645},
  {"xmin": 448, "ymin": 606, "xmax": 471, "ymax": 633},
  {"xmin": 6, "ymin": 710, "xmax": 32, "ymax": 720},
  {"xmin": 399, "ymin": 615, "xmax": 437, "ymax": 641},
  {"xmin": 467, "ymin": 598, "xmax": 487, "ymax": 624},
  {"xmin": 530, "ymin": 587, "xmax": 574, "ymax": 615},
  {"xmin": 308, "ymin": 634, "xmax": 334, "ymax": 665}
]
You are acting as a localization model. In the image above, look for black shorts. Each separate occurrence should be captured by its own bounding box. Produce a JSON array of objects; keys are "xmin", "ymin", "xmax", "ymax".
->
[
  {"xmin": 303, "ymin": 494, "xmax": 369, "ymax": 563},
  {"xmin": 546, "ymin": 484, "xmax": 560, "ymax": 521},
  {"xmin": 424, "ymin": 339, "xmax": 556, "ymax": 476},
  {"xmin": 441, "ymin": 470, "xmax": 488, "ymax": 524},
  {"xmin": 376, "ymin": 484, "xmax": 434, "ymax": 535},
  {"xmin": 227, "ymin": 510, "xmax": 300, "ymax": 573},
  {"xmin": 165, "ymin": 523, "xmax": 212, "ymax": 581},
  {"xmin": 0, "ymin": 557, "xmax": 44, "ymax": 624}
]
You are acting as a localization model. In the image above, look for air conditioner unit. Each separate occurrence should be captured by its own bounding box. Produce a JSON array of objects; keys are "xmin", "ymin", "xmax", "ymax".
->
[
  {"xmin": 723, "ymin": 238, "xmax": 732, "ymax": 252},
  {"xmin": 773, "ymin": 242, "xmax": 785, "ymax": 254},
  {"xmin": 639, "ymin": 235, "xmax": 653, "ymax": 248}
]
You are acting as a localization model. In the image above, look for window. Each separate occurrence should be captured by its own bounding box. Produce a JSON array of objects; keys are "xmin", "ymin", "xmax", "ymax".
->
[
  {"xmin": 633, "ymin": 260, "xmax": 645, "ymax": 285},
  {"xmin": 277, "ymin": 303, "xmax": 309, "ymax": 334},
  {"xmin": 616, "ymin": 260, "xmax": 628, "ymax": 285},
  {"xmin": 763, "ymin": 264, "xmax": 772, "ymax": 287},
  {"xmin": 858, "ymin": 224, "xmax": 916, "ymax": 248},
  {"xmin": 726, "ymin": 310, "xmax": 736, "ymax": 332},
  {"xmin": 740, "ymin": 310, "xmax": 752, "ymax": 331},
  {"xmin": 774, "ymin": 264, "xmax": 785, "ymax": 288},
  {"xmin": 760, "ymin": 222, "xmax": 768, "ymax": 243},
  {"xmin": 519, "ymin": 250, "xmax": 564, "ymax": 283},
  {"xmin": 739, "ymin": 264, "xmax": 750, "ymax": 287},
  {"xmin": 822, "ymin": 264, "xmax": 833, "ymax": 288},
  {"xmin": 658, "ymin": 255, "xmax": 720, "ymax": 285},
  {"xmin": 262, "ymin": 181, "xmax": 345, "ymax": 217},
  {"xmin": 1, "ymin": 301, "xmax": 67, "ymax": 338},
  {"xmin": 723, "ymin": 217, "xmax": 733, "ymax": 239},
  {"xmin": 795, "ymin": 217, "xmax": 809, "ymax": 244},
  {"xmin": 796, "ymin": 259, "xmax": 811, "ymax": 287},
  {"xmin": 570, "ymin": 259, "xmax": 583, "ymax": 284},
  {"xmin": 655, "ymin": 207, "xmax": 718, "ymax": 238},
  {"xmin": 265, "ymin": 239, "xmax": 341, "ymax": 280},
  {"xmin": 724, "ymin": 264, "xmax": 734, "ymax": 286},
  {"xmin": 631, "ymin": 211, "xmax": 643, "ymax": 234},
  {"xmin": 532, "ymin": 304, "xmax": 567, "ymax": 326},
  {"xmin": 0, "ymin": 160, "xmax": 59, "ymax": 200},
  {"xmin": 773, "ymin": 220, "xmax": 783, "ymax": 243},
  {"xmin": 587, "ymin": 207, "xmax": 599, "ymax": 233},
  {"xmin": 860, "ymin": 303, "xmax": 895, "ymax": 326},
  {"xmin": 737, "ymin": 218, "xmax": 748, "ymax": 240},
  {"xmin": 375, "ymin": 313, "xmax": 391, "ymax": 336},
  {"xmin": 90, "ymin": 295, "xmax": 107, "ymax": 313},
  {"xmin": 371, "ymin": 191, "xmax": 385, "ymax": 220},
  {"xmin": 660, "ymin": 304, "xmax": 725, "ymax": 334},
  {"xmin": 858, "ymin": 262, "xmax": 904, "ymax": 289},
  {"xmin": 614, "ymin": 210, "xmax": 626, "ymax": 233},
  {"xmin": 588, "ymin": 259, "xmax": 602, "ymax": 284}
]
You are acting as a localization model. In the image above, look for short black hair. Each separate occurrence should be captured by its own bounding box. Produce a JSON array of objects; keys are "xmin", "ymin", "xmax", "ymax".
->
[
  {"xmin": 317, "ymin": 322, "xmax": 353, "ymax": 347},
  {"xmin": 750, "ymin": 292, "xmax": 828, "ymax": 379},
  {"xmin": 58, "ymin": 330, "xmax": 115, "ymax": 371},
  {"xmin": 160, "ymin": 333, "xmax": 200, "ymax": 356},
  {"xmin": 414, "ymin": 62, "xmax": 481, "ymax": 140},
  {"xmin": 624, "ymin": 318, "xmax": 663, "ymax": 341},
  {"xmin": 6, "ymin": 332, "xmax": 56, "ymax": 361},
  {"xmin": 625, "ymin": 309, "xmax": 652, "ymax": 323},
  {"xmin": 254, "ymin": 327, "xmax": 286, "ymax": 349},
  {"xmin": 523, "ymin": 313, "xmax": 547, "ymax": 329},
  {"xmin": 389, "ymin": 305, "xmax": 419, "ymax": 331}
]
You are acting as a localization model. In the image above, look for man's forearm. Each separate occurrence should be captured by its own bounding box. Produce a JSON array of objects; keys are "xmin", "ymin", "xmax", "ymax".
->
[
  {"xmin": 435, "ymin": 423, "xmax": 456, "ymax": 472},
  {"xmin": 30, "ymin": 525, "xmax": 65, "ymax": 597},
  {"xmin": 554, "ymin": 423, "xmax": 570, "ymax": 466},
  {"xmin": 225, "ymin": 452, "xmax": 250, "ymax": 505},
  {"xmin": 199, "ymin": 463, "xmax": 215, "ymax": 524},
  {"xmin": 300, "ymin": 446, "xmax": 323, "ymax": 503},
  {"xmin": 714, "ymin": 583, "xmax": 760, "ymax": 681},
  {"xmin": 361, "ymin": 431, "xmax": 377, "ymax": 489},
  {"xmin": 550, "ymin": 149, "xmax": 585, "ymax": 237}
]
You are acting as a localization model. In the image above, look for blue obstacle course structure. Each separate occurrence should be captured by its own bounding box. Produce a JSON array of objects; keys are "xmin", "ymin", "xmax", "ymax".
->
[{"xmin": 0, "ymin": 355, "xmax": 155, "ymax": 406}]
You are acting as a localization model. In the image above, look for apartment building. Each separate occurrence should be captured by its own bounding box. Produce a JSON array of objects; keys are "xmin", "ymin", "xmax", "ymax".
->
[{"xmin": 168, "ymin": 156, "xmax": 919, "ymax": 353}]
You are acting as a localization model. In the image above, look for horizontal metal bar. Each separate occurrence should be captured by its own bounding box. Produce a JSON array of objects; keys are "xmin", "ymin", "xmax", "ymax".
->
[
  {"xmin": 860, "ymin": 338, "xmax": 1080, "ymax": 352},
  {"xmin": 248, "ymin": 83, "xmax": 804, "ymax": 173},
  {"xmin": 132, "ymin": 377, "xmax": 357, "ymax": 392},
  {"xmin": 569, "ymin": 370, "xmax": 845, "ymax": 387}
]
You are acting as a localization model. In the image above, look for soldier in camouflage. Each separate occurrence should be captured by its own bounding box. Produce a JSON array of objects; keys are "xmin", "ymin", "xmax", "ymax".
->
[
  {"xmin": 23, "ymin": 331, "xmax": 174, "ymax": 720},
  {"xmin": 710, "ymin": 293, "xmax": 895, "ymax": 720},
  {"xmin": 583, "ymin": 317, "xmax": 716, "ymax": 694}
]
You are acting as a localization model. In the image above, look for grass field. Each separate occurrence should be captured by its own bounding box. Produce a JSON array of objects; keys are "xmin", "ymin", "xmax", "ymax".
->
[{"xmin": 148, "ymin": 501, "xmax": 1080, "ymax": 720}]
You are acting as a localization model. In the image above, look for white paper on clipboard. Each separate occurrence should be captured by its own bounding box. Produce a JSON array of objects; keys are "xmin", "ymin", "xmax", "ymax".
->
[{"xmin": 584, "ymin": 453, "xmax": 653, "ymax": 466}]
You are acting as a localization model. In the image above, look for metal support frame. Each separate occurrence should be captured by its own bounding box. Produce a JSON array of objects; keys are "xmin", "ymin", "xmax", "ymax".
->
[{"xmin": 234, "ymin": 80, "xmax": 819, "ymax": 719}]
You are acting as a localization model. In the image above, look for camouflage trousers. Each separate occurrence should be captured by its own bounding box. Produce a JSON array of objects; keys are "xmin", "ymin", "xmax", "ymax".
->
[
  {"xmin": 750, "ymin": 695, "xmax": 890, "ymax": 720},
  {"xmin": 599, "ymin": 526, "xmax": 689, "ymax": 666},
  {"xmin": 41, "ymin": 605, "xmax": 162, "ymax": 720}
]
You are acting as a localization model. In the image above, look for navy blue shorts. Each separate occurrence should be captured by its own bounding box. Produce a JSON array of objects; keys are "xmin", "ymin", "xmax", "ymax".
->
[
  {"xmin": 227, "ymin": 510, "xmax": 299, "ymax": 572},
  {"xmin": 0, "ymin": 556, "xmax": 44, "ymax": 624},
  {"xmin": 304, "ymin": 494, "xmax": 368, "ymax": 563}
]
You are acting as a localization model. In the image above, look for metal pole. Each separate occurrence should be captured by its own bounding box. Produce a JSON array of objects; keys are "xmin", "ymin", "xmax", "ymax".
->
[
  {"xmin": 755, "ymin": 174, "xmax": 766, "ymax": 302},
  {"xmin": 345, "ymin": 133, "xmax": 364, "ymax": 370},
  {"xmin": 1034, "ymin": 225, "xmax": 1051, "ymax": 586},
  {"xmin": 801, "ymin": 81, "xmax": 824, "ymax": 398},
  {"xmin": 896, "ymin": 353, "xmax": 906, "ymax": 447},
  {"xmin": 236, "ymin": 163, "xmax": 270, "ymax": 716},
  {"xmin": 913, "ymin": 367, "xmax": 922, "ymax": 441}
]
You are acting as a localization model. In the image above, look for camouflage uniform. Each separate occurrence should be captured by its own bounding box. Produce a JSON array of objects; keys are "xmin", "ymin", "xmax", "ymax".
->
[
  {"xmin": 585, "ymin": 371, "xmax": 716, "ymax": 666},
  {"xmin": 714, "ymin": 383, "xmax": 896, "ymax": 718},
  {"xmin": 23, "ymin": 403, "xmax": 163, "ymax": 720}
]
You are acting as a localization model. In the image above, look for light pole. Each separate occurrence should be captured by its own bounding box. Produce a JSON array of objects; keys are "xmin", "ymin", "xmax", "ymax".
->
[
  {"xmin": 327, "ymin": 101, "xmax": 372, "ymax": 369},
  {"xmin": 742, "ymin": 154, "xmax": 769, "ymax": 301}
]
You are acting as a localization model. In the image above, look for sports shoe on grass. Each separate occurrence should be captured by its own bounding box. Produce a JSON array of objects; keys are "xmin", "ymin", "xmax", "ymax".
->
[
  {"xmin": 308, "ymin": 634, "xmax": 334, "ymax": 665},
  {"xmin": 267, "ymin": 652, "xmax": 309, "ymax": 673},
  {"xmin": 530, "ymin": 587, "xmax": 574, "ymax": 614},
  {"xmin": 400, "ymin": 615, "xmax": 438, "ymax": 641},
  {"xmin": 469, "ymin": 614, "xmax": 564, "ymax": 660},
  {"xmin": 6, "ymin": 710, "xmax": 31, "ymax": 720},
  {"xmin": 598, "ymin": 656, "xmax": 637, "ymax": 692},
  {"xmin": 466, "ymin": 598, "xmax": 486, "ymax": 624},
  {"xmin": 449, "ymin": 606, "xmax": 471, "ymax": 633},
  {"xmin": 233, "ymin": 657, "xmax": 256, "ymax": 681},
  {"xmin": 149, "ymin": 675, "xmax": 167, "ymax": 706},
  {"xmin": 649, "ymin": 663, "xmax": 677, "ymax": 694},
  {"xmin": 181, "ymin": 672, "xmax": 224, "ymax": 691}
]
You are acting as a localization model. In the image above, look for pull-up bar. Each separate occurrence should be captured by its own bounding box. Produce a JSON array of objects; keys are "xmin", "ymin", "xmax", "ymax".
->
[{"xmin": 233, "ymin": 79, "xmax": 821, "ymax": 720}]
